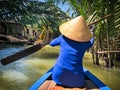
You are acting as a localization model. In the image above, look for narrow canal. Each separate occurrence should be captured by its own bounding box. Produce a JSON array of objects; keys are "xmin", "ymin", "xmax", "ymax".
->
[{"xmin": 0, "ymin": 44, "xmax": 120, "ymax": 90}]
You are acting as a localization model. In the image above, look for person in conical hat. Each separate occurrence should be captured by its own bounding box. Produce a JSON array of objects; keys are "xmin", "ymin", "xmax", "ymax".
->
[
  {"xmin": 49, "ymin": 16, "xmax": 94, "ymax": 90},
  {"xmin": 59, "ymin": 15, "xmax": 92, "ymax": 42}
]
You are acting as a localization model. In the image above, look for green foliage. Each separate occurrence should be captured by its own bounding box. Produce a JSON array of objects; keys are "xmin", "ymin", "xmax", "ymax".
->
[{"xmin": 0, "ymin": 0, "xmax": 70, "ymax": 36}]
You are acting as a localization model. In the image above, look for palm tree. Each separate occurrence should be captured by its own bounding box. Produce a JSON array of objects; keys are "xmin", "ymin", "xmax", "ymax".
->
[
  {"xmin": 45, "ymin": 0, "xmax": 120, "ymax": 67},
  {"xmin": 0, "ymin": 0, "xmax": 70, "ymax": 37}
]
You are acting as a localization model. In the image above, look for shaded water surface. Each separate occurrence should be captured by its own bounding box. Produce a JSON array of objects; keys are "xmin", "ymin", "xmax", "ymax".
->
[
  {"xmin": 0, "ymin": 44, "xmax": 120, "ymax": 90},
  {"xmin": 83, "ymin": 53, "xmax": 120, "ymax": 90},
  {"xmin": 0, "ymin": 44, "xmax": 57, "ymax": 90}
]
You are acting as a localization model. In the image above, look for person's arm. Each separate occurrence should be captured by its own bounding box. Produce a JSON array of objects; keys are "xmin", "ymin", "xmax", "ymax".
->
[
  {"xmin": 50, "ymin": 35, "xmax": 61, "ymax": 46},
  {"xmin": 90, "ymin": 37, "xmax": 94, "ymax": 45},
  {"xmin": 88, "ymin": 37, "xmax": 94, "ymax": 48}
]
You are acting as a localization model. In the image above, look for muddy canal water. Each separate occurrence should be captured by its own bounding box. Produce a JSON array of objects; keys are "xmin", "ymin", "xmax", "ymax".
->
[{"xmin": 0, "ymin": 44, "xmax": 120, "ymax": 90}]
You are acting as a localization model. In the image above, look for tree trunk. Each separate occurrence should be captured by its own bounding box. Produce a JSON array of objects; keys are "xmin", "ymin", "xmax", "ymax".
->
[{"xmin": 95, "ymin": 53, "xmax": 99, "ymax": 65}]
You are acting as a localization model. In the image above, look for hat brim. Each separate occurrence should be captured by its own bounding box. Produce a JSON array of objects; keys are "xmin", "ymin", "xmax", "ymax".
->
[{"xmin": 59, "ymin": 16, "xmax": 92, "ymax": 42}]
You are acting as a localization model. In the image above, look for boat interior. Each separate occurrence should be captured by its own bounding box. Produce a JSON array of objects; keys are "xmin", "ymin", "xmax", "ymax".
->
[{"xmin": 38, "ymin": 75, "xmax": 100, "ymax": 90}]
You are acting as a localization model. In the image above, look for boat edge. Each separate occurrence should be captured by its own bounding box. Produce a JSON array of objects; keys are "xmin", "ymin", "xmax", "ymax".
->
[
  {"xmin": 83, "ymin": 67, "xmax": 111, "ymax": 90},
  {"xmin": 29, "ymin": 67, "xmax": 111, "ymax": 90}
]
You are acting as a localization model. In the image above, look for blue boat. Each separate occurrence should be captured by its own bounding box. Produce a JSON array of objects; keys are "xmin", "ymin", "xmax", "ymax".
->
[{"xmin": 29, "ymin": 67, "xmax": 111, "ymax": 90}]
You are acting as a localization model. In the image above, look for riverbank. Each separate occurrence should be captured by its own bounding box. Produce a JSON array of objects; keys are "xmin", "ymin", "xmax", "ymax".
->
[{"xmin": 0, "ymin": 34, "xmax": 33, "ymax": 45}]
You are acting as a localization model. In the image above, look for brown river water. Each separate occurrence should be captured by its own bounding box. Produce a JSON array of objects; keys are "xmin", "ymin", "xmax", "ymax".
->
[{"xmin": 0, "ymin": 44, "xmax": 120, "ymax": 90}]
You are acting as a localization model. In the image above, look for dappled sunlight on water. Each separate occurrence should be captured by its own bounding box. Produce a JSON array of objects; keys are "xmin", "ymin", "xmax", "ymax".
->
[
  {"xmin": 0, "ymin": 45, "xmax": 57, "ymax": 90},
  {"xmin": 0, "ymin": 45, "xmax": 120, "ymax": 90},
  {"xmin": 0, "ymin": 58, "xmax": 56, "ymax": 90},
  {"xmin": 2, "ymin": 70, "xmax": 29, "ymax": 82}
]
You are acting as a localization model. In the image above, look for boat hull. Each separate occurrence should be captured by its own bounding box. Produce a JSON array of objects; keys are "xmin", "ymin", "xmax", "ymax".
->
[{"xmin": 29, "ymin": 67, "xmax": 111, "ymax": 90}]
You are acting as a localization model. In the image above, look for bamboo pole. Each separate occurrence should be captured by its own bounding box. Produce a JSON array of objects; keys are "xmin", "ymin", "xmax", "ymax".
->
[{"xmin": 87, "ymin": 14, "xmax": 111, "ymax": 26}]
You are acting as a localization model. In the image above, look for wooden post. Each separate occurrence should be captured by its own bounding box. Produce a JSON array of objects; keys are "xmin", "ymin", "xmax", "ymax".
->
[{"xmin": 95, "ymin": 53, "xmax": 99, "ymax": 65}]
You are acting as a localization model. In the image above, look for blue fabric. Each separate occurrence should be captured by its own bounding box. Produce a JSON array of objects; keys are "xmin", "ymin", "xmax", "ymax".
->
[{"xmin": 50, "ymin": 35, "xmax": 94, "ymax": 87}]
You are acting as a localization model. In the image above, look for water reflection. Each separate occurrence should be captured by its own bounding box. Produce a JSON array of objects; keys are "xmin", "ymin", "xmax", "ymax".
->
[
  {"xmin": 83, "ymin": 53, "xmax": 120, "ymax": 90},
  {"xmin": 0, "ymin": 44, "xmax": 26, "ymax": 59},
  {"xmin": 0, "ymin": 44, "xmax": 120, "ymax": 90},
  {"xmin": 0, "ymin": 44, "xmax": 56, "ymax": 90}
]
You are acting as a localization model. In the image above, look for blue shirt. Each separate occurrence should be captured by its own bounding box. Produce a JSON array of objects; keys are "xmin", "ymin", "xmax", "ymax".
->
[{"xmin": 50, "ymin": 35, "xmax": 94, "ymax": 87}]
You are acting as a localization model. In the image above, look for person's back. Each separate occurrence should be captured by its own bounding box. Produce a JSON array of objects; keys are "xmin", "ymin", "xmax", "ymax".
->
[
  {"xmin": 50, "ymin": 16, "xmax": 94, "ymax": 90},
  {"xmin": 50, "ymin": 35, "xmax": 94, "ymax": 88}
]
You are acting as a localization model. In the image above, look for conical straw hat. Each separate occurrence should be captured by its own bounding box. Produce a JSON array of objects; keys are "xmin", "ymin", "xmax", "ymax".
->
[{"xmin": 59, "ymin": 16, "xmax": 92, "ymax": 42}]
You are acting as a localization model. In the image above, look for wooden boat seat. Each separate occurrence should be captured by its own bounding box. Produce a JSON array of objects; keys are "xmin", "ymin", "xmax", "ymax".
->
[
  {"xmin": 38, "ymin": 80, "xmax": 56, "ymax": 90},
  {"xmin": 38, "ymin": 80, "xmax": 100, "ymax": 90}
]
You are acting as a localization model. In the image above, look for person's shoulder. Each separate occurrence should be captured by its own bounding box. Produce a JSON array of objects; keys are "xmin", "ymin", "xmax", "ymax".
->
[
  {"xmin": 58, "ymin": 35, "xmax": 64, "ymax": 40},
  {"xmin": 59, "ymin": 35, "xmax": 63, "ymax": 38}
]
